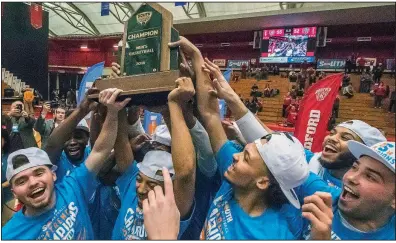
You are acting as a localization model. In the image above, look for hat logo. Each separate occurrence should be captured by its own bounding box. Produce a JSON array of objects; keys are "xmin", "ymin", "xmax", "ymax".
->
[
  {"xmin": 137, "ymin": 12, "xmax": 152, "ymax": 25},
  {"xmin": 315, "ymin": 88, "xmax": 331, "ymax": 101}
]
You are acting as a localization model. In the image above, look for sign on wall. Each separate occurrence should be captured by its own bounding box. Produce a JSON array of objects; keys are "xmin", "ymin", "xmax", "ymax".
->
[
  {"xmin": 226, "ymin": 60, "xmax": 249, "ymax": 69},
  {"xmin": 317, "ymin": 59, "xmax": 346, "ymax": 69},
  {"xmin": 356, "ymin": 57, "xmax": 377, "ymax": 66},
  {"xmin": 213, "ymin": 59, "xmax": 226, "ymax": 67}
]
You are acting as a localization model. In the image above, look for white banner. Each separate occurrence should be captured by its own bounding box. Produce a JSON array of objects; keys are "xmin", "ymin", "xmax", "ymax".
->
[{"xmin": 213, "ymin": 59, "xmax": 226, "ymax": 67}]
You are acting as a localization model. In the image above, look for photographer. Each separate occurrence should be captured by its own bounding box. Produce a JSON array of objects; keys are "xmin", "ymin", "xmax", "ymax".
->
[
  {"xmin": 2, "ymin": 101, "xmax": 37, "ymax": 153},
  {"xmin": 34, "ymin": 102, "xmax": 66, "ymax": 148}
]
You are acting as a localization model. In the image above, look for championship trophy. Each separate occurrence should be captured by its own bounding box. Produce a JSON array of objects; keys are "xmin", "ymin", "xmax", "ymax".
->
[{"xmin": 89, "ymin": 3, "xmax": 181, "ymax": 106}]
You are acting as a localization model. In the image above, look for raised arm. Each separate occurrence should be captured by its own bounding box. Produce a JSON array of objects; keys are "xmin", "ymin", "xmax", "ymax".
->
[
  {"xmin": 169, "ymin": 37, "xmax": 227, "ymax": 153},
  {"xmin": 167, "ymin": 77, "xmax": 196, "ymax": 219},
  {"xmin": 34, "ymin": 103, "xmax": 51, "ymax": 135},
  {"xmin": 85, "ymin": 88, "xmax": 130, "ymax": 175},
  {"xmin": 114, "ymin": 108, "xmax": 133, "ymax": 173},
  {"xmin": 44, "ymin": 88, "xmax": 99, "ymax": 164}
]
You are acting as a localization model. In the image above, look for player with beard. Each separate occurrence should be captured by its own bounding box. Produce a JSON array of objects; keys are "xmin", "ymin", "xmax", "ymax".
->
[
  {"xmin": 301, "ymin": 141, "xmax": 395, "ymax": 240},
  {"xmin": 305, "ymin": 120, "xmax": 386, "ymax": 189},
  {"xmin": 1, "ymin": 88, "xmax": 129, "ymax": 240}
]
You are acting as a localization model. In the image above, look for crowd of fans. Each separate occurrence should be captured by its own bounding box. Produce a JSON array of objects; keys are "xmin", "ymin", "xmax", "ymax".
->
[{"xmin": 1, "ymin": 36, "xmax": 395, "ymax": 240}]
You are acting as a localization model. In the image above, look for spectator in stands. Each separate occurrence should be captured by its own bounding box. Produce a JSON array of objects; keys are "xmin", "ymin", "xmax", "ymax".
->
[
  {"xmin": 282, "ymin": 92, "xmax": 292, "ymax": 117},
  {"xmin": 296, "ymin": 86, "xmax": 305, "ymax": 97},
  {"xmin": 248, "ymin": 97, "xmax": 259, "ymax": 115},
  {"xmin": 3, "ymin": 101, "xmax": 37, "ymax": 153},
  {"xmin": 286, "ymin": 105, "xmax": 298, "ymax": 127},
  {"xmin": 289, "ymin": 71, "xmax": 297, "ymax": 84},
  {"xmin": 342, "ymin": 82, "xmax": 355, "ymax": 99},
  {"xmin": 359, "ymin": 70, "xmax": 373, "ymax": 93},
  {"xmin": 297, "ymin": 72, "xmax": 306, "ymax": 90},
  {"xmin": 345, "ymin": 56, "xmax": 352, "ymax": 74},
  {"xmin": 263, "ymin": 83, "xmax": 271, "ymax": 97},
  {"xmin": 244, "ymin": 98, "xmax": 251, "ymax": 108},
  {"xmin": 342, "ymin": 73, "xmax": 351, "ymax": 88},
  {"xmin": 300, "ymin": 59, "xmax": 309, "ymax": 77},
  {"xmin": 250, "ymin": 83, "xmax": 259, "ymax": 97},
  {"xmin": 307, "ymin": 67, "xmax": 316, "ymax": 86},
  {"xmin": 241, "ymin": 63, "xmax": 247, "ymax": 79},
  {"xmin": 318, "ymin": 71, "xmax": 326, "ymax": 80},
  {"xmin": 34, "ymin": 103, "xmax": 66, "ymax": 149},
  {"xmin": 66, "ymin": 89, "xmax": 77, "ymax": 109},
  {"xmin": 273, "ymin": 65, "xmax": 280, "ymax": 75},
  {"xmin": 333, "ymin": 95, "xmax": 340, "ymax": 118},
  {"xmin": 373, "ymin": 63, "xmax": 384, "ymax": 83},
  {"xmin": 389, "ymin": 87, "xmax": 396, "ymax": 113},
  {"xmin": 357, "ymin": 56, "xmax": 366, "ymax": 74},
  {"xmin": 351, "ymin": 52, "xmax": 357, "ymax": 72},
  {"xmin": 369, "ymin": 60, "xmax": 375, "ymax": 74},
  {"xmin": 373, "ymin": 81, "xmax": 386, "ymax": 108}
]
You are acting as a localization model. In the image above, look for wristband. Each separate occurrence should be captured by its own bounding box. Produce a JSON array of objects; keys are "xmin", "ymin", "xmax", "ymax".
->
[{"xmin": 235, "ymin": 110, "xmax": 268, "ymax": 143}]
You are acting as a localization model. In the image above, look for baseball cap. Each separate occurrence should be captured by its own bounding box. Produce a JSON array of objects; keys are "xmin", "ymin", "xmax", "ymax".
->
[
  {"xmin": 337, "ymin": 120, "xmax": 386, "ymax": 146},
  {"xmin": 76, "ymin": 119, "xmax": 90, "ymax": 134},
  {"xmin": 6, "ymin": 147, "xmax": 57, "ymax": 182},
  {"xmin": 152, "ymin": 125, "xmax": 171, "ymax": 147},
  {"xmin": 348, "ymin": 141, "xmax": 395, "ymax": 173},
  {"xmin": 254, "ymin": 133, "xmax": 309, "ymax": 209},
  {"xmin": 137, "ymin": 150, "xmax": 175, "ymax": 181}
]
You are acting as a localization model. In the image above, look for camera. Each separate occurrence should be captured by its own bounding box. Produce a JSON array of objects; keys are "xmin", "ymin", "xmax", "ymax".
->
[{"xmin": 16, "ymin": 104, "xmax": 22, "ymax": 112}]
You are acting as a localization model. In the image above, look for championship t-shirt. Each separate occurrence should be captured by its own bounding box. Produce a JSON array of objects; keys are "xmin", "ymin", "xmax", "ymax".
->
[
  {"xmin": 201, "ymin": 141, "xmax": 296, "ymax": 240},
  {"xmin": 56, "ymin": 146, "xmax": 91, "ymax": 182},
  {"xmin": 305, "ymin": 150, "xmax": 343, "ymax": 189},
  {"xmin": 2, "ymin": 164, "xmax": 96, "ymax": 240},
  {"xmin": 112, "ymin": 162, "xmax": 194, "ymax": 240}
]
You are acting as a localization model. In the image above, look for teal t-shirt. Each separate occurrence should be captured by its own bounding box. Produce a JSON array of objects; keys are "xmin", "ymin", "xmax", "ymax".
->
[
  {"xmin": 2, "ymin": 164, "xmax": 96, "ymax": 240},
  {"xmin": 201, "ymin": 141, "xmax": 296, "ymax": 240},
  {"xmin": 112, "ymin": 162, "xmax": 194, "ymax": 240}
]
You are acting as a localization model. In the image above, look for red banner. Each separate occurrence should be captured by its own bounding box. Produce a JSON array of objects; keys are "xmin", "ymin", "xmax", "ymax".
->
[
  {"xmin": 294, "ymin": 73, "xmax": 343, "ymax": 152},
  {"xmin": 30, "ymin": 4, "xmax": 42, "ymax": 29}
]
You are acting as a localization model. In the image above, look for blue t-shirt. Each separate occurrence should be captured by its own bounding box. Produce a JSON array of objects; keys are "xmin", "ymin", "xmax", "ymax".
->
[
  {"xmin": 112, "ymin": 162, "xmax": 194, "ymax": 240},
  {"xmin": 55, "ymin": 146, "xmax": 120, "ymax": 240},
  {"xmin": 2, "ymin": 164, "xmax": 96, "ymax": 240},
  {"xmin": 301, "ymin": 197, "xmax": 395, "ymax": 240},
  {"xmin": 201, "ymin": 141, "xmax": 296, "ymax": 240},
  {"xmin": 1, "ymin": 153, "xmax": 13, "ymax": 202},
  {"xmin": 305, "ymin": 149, "xmax": 343, "ymax": 189},
  {"xmin": 56, "ymin": 146, "xmax": 91, "ymax": 182}
]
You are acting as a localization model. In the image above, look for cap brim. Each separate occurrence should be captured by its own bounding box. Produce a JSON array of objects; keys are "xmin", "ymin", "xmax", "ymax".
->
[
  {"xmin": 280, "ymin": 186, "xmax": 301, "ymax": 209},
  {"xmin": 348, "ymin": 141, "xmax": 394, "ymax": 173}
]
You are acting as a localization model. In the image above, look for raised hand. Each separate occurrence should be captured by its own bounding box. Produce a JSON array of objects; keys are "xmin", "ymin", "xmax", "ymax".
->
[
  {"xmin": 168, "ymin": 77, "xmax": 195, "ymax": 104},
  {"xmin": 302, "ymin": 192, "xmax": 334, "ymax": 240},
  {"xmin": 110, "ymin": 62, "xmax": 126, "ymax": 78},
  {"xmin": 202, "ymin": 58, "xmax": 238, "ymax": 101},
  {"xmin": 98, "ymin": 88, "xmax": 131, "ymax": 113},
  {"xmin": 79, "ymin": 88, "xmax": 100, "ymax": 114},
  {"xmin": 130, "ymin": 133, "xmax": 151, "ymax": 153},
  {"xmin": 168, "ymin": 36, "xmax": 201, "ymax": 59},
  {"xmin": 143, "ymin": 167, "xmax": 180, "ymax": 240}
]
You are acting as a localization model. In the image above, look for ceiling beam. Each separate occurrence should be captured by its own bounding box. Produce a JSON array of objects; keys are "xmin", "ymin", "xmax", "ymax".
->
[
  {"xmin": 66, "ymin": 3, "xmax": 100, "ymax": 35},
  {"xmin": 48, "ymin": 6, "xmax": 95, "ymax": 36},
  {"xmin": 49, "ymin": 29, "xmax": 58, "ymax": 37},
  {"xmin": 123, "ymin": 3, "xmax": 135, "ymax": 13},
  {"xmin": 196, "ymin": 2, "xmax": 207, "ymax": 18}
]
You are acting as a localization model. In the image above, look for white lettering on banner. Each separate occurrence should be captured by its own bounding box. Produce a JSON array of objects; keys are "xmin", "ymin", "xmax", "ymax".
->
[
  {"xmin": 304, "ymin": 110, "xmax": 321, "ymax": 150},
  {"xmin": 53, "ymin": 202, "xmax": 79, "ymax": 240},
  {"xmin": 129, "ymin": 48, "xmax": 155, "ymax": 56},
  {"xmin": 128, "ymin": 29, "xmax": 159, "ymax": 40}
]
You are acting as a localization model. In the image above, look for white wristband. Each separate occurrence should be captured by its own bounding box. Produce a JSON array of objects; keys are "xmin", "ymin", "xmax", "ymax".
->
[{"xmin": 235, "ymin": 110, "xmax": 268, "ymax": 143}]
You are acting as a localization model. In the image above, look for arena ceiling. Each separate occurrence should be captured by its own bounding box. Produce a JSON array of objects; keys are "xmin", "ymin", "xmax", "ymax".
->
[{"xmin": 35, "ymin": 2, "xmax": 395, "ymax": 37}]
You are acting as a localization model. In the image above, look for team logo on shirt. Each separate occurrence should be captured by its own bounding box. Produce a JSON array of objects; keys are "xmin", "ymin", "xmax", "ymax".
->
[
  {"xmin": 38, "ymin": 202, "xmax": 85, "ymax": 240},
  {"xmin": 122, "ymin": 207, "xmax": 148, "ymax": 239}
]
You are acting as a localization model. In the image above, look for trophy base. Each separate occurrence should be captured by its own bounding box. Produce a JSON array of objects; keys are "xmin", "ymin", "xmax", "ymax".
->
[{"xmin": 88, "ymin": 70, "xmax": 179, "ymax": 107}]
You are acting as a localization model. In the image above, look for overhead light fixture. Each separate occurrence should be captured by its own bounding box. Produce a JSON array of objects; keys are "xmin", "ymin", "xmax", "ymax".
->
[
  {"xmin": 113, "ymin": 44, "xmax": 118, "ymax": 48},
  {"xmin": 80, "ymin": 45, "xmax": 88, "ymax": 49}
]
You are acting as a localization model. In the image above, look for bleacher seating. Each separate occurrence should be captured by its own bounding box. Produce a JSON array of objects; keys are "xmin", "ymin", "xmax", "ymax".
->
[{"xmin": 230, "ymin": 72, "xmax": 395, "ymax": 138}]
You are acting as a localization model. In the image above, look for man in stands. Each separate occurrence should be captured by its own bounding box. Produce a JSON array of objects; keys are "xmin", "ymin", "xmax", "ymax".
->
[
  {"xmin": 342, "ymin": 82, "xmax": 354, "ymax": 98},
  {"xmin": 1, "ymin": 88, "xmax": 129, "ymax": 240},
  {"xmin": 286, "ymin": 105, "xmax": 298, "ymax": 127},
  {"xmin": 282, "ymin": 92, "xmax": 292, "ymax": 117},
  {"xmin": 373, "ymin": 81, "xmax": 386, "ymax": 109},
  {"xmin": 34, "ymin": 103, "xmax": 66, "ymax": 148},
  {"xmin": 357, "ymin": 56, "xmax": 366, "ymax": 74},
  {"xmin": 301, "ymin": 141, "xmax": 395, "ymax": 240},
  {"xmin": 2, "ymin": 100, "xmax": 37, "ymax": 153}
]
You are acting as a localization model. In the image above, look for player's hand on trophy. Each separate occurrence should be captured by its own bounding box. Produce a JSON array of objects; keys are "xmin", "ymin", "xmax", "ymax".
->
[
  {"xmin": 168, "ymin": 77, "xmax": 195, "ymax": 104},
  {"xmin": 168, "ymin": 36, "xmax": 201, "ymax": 59},
  {"xmin": 110, "ymin": 62, "xmax": 126, "ymax": 78},
  {"xmin": 99, "ymin": 88, "xmax": 131, "ymax": 113}
]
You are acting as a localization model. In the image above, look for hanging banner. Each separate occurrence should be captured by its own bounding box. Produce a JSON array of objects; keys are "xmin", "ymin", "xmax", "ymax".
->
[
  {"xmin": 30, "ymin": 3, "xmax": 43, "ymax": 29},
  {"xmin": 294, "ymin": 73, "xmax": 343, "ymax": 152},
  {"xmin": 101, "ymin": 2, "xmax": 110, "ymax": 16},
  {"xmin": 143, "ymin": 110, "xmax": 163, "ymax": 135}
]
